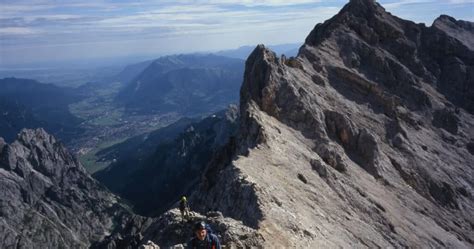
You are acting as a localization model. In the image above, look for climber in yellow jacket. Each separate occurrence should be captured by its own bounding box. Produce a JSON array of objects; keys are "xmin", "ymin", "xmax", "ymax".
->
[{"xmin": 179, "ymin": 196, "xmax": 190, "ymax": 221}]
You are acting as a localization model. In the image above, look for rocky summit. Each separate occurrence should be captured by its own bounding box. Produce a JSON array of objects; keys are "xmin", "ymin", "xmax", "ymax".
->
[
  {"xmin": 189, "ymin": 0, "xmax": 474, "ymax": 247},
  {"xmin": 0, "ymin": 129, "xmax": 131, "ymax": 248}
]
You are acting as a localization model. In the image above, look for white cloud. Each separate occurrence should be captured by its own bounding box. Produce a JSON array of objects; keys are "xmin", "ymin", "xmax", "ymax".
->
[
  {"xmin": 448, "ymin": 0, "xmax": 474, "ymax": 3},
  {"xmin": 381, "ymin": 0, "xmax": 474, "ymax": 9},
  {"xmin": 0, "ymin": 27, "xmax": 40, "ymax": 35},
  {"xmin": 382, "ymin": 0, "xmax": 435, "ymax": 9},
  {"xmin": 89, "ymin": 4, "xmax": 338, "ymax": 39},
  {"xmin": 204, "ymin": 0, "xmax": 323, "ymax": 6},
  {"xmin": 0, "ymin": 4, "xmax": 52, "ymax": 17}
]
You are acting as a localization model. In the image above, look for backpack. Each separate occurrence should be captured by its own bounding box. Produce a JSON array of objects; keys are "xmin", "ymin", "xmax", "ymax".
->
[{"xmin": 205, "ymin": 224, "xmax": 214, "ymax": 235}]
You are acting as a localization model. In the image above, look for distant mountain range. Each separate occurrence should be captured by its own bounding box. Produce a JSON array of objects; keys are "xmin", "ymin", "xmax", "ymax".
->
[
  {"xmin": 0, "ymin": 51, "xmax": 248, "ymax": 148},
  {"xmin": 0, "ymin": 78, "xmax": 84, "ymax": 142},
  {"xmin": 215, "ymin": 43, "xmax": 300, "ymax": 60},
  {"xmin": 113, "ymin": 44, "xmax": 300, "ymax": 91},
  {"xmin": 116, "ymin": 54, "xmax": 244, "ymax": 115},
  {"xmin": 113, "ymin": 59, "xmax": 154, "ymax": 85},
  {"xmin": 0, "ymin": 43, "xmax": 299, "ymax": 88}
]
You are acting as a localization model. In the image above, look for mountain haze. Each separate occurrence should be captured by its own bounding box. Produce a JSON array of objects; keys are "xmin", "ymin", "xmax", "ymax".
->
[
  {"xmin": 216, "ymin": 43, "xmax": 301, "ymax": 60},
  {"xmin": 117, "ymin": 54, "xmax": 244, "ymax": 115},
  {"xmin": 0, "ymin": 78, "xmax": 84, "ymax": 143}
]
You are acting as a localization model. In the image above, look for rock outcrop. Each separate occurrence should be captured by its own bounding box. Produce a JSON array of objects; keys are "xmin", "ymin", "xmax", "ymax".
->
[
  {"xmin": 92, "ymin": 208, "xmax": 263, "ymax": 249},
  {"xmin": 0, "ymin": 129, "xmax": 130, "ymax": 248},
  {"xmin": 187, "ymin": 0, "xmax": 474, "ymax": 247}
]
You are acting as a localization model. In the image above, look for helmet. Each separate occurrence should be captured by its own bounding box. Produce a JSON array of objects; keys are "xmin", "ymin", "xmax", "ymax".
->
[
  {"xmin": 194, "ymin": 221, "xmax": 206, "ymax": 231},
  {"xmin": 181, "ymin": 196, "xmax": 187, "ymax": 201}
]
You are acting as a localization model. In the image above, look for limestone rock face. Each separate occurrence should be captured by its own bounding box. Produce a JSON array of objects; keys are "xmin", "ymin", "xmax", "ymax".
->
[
  {"xmin": 139, "ymin": 241, "xmax": 160, "ymax": 249},
  {"xmin": 188, "ymin": 0, "xmax": 474, "ymax": 247},
  {"xmin": 0, "ymin": 128, "xmax": 130, "ymax": 249}
]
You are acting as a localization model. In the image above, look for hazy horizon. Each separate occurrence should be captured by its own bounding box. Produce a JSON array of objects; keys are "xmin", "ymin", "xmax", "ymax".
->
[
  {"xmin": 0, "ymin": 42, "xmax": 300, "ymax": 70},
  {"xmin": 1, "ymin": 0, "xmax": 473, "ymax": 68}
]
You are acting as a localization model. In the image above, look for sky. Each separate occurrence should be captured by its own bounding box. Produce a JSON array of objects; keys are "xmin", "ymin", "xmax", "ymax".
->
[{"xmin": 0, "ymin": 0, "xmax": 473, "ymax": 68}]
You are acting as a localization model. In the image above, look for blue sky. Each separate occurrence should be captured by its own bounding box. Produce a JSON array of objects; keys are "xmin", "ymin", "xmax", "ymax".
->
[{"xmin": 0, "ymin": 0, "xmax": 473, "ymax": 67}]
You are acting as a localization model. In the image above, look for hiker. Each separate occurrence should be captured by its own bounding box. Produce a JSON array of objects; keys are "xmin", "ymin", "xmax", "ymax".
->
[
  {"xmin": 188, "ymin": 221, "xmax": 221, "ymax": 249},
  {"xmin": 179, "ymin": 196, "xmax": 190, "ymax": 220}
]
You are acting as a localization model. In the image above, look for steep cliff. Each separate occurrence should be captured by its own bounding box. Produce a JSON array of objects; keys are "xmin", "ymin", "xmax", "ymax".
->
[
  {"xmin": 189, "ymin": 0, "xmax": 474, "ymax": 247},
  {"xmin": 0, "ymin": 129, "xmax": 131, "ymax": 248}
]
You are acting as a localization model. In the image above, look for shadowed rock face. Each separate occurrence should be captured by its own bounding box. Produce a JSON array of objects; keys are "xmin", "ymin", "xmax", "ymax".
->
[
  {"xmin": 94, "ymin": 106, "xmax": 239, "ymax": 217},
  {"xmin": 0, "ymin": 129, "xmax": 131, "ymax": 249},
  {"xmin": 187, "ymin": 0, "xmax": 474, "ymax": 247},
  {"xmin": 0, "ymin": 129, "xmax": 260, "ymax": 249}
]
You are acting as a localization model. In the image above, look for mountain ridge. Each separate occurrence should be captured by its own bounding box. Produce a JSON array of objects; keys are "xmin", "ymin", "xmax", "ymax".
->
[{"xmin": 187, "ymin": 0, "xmax": 474, "ymax": 247}]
